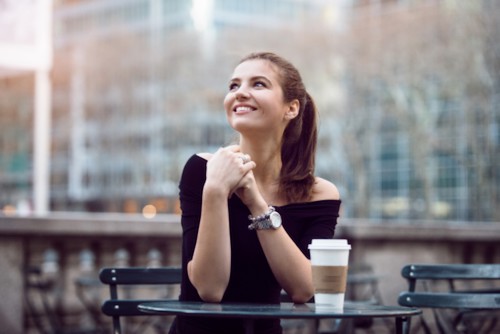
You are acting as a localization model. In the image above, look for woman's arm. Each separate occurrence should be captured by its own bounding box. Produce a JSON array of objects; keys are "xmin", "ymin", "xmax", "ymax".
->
[
  {"xmin": 241, "ymin": 177, "xmax": 340, "ymax": 303},
  {"xmin": 258, "ymin": 228, "xmax": 315, "ymax": 303},
  {"xmin": 187, "ymin": 147, "xmax": 256, "ymax": 302},
  {"xmin": 187, "ymin": 183, "xmax": 231, "ymax": 302}
]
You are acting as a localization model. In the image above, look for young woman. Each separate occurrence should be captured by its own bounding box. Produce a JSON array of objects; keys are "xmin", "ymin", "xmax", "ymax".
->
[{"xmin": 170, "ymin": 52, "xmax": 341, "ymax": 334}]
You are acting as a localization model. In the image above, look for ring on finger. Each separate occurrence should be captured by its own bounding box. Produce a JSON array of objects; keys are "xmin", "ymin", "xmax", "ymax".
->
[{"xmin": 240, "ymin": 154, "xmax": 250, "ymax": 164}]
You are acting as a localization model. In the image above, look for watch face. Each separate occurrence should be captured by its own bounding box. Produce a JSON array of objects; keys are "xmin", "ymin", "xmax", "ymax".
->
[{"xmin": 270, "ymin": 211, "xmax": 282, "ymax": 229}]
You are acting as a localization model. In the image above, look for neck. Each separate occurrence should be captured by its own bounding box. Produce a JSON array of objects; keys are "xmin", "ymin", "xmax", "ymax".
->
[{"xmin": 239, "ymin": 136, "xmax": 281, "ymax": 184}]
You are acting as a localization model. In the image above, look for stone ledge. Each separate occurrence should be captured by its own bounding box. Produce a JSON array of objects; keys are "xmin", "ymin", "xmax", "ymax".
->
[
  {"xmin": 0, "ymin": 212, "xmax": 181, "ymax": 237},
  {"xmin": 337, "ymin": 219, "xmax": 500, "ymax": 242},
  {"xmin": 1, "ymin": 214, "xmax": 499, "ymax": 242}
]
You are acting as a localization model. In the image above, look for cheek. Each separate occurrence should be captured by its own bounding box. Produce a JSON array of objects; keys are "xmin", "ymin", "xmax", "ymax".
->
[{"xmin": 223, "ymin": 94, "xmax": 233, "ymax": 113}]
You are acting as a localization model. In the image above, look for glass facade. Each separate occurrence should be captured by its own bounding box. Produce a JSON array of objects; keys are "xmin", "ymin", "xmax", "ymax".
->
[{"xmin": 0, "ymin": 74, "xmax": 34, "ymax": 213}]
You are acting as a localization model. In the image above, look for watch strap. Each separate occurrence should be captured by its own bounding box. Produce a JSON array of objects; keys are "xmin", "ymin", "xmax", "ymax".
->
[{"xmin": 248, "ymin": 206, "xmax": 276, "ymax": 230}]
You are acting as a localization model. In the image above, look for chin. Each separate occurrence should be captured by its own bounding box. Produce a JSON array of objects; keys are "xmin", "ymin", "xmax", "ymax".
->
[{"xmin": 230, "ymin": 122, "xmax": 257, "ymax": 134}]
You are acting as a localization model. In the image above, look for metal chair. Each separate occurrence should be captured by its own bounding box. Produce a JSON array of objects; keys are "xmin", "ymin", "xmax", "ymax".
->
[
  {"xmin": 99, "ymin": 267, "xmax": 182, "ymax": 334},
  {"xmin": 398, "ymin": 264, "xmax": 500, "ymax": 334}
]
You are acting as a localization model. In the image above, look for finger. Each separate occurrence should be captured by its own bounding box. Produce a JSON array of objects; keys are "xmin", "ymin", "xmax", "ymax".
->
[
  {"xmin": 230, "ymin": 164, "xmax": 255, "ymax": 193},
  {"xmin": 237, "ymin": 154, "xmax": 251, "ymax": 165},
  {"xmin": 241, "ymin": 161, "xmax": 256, "ymax": 172},
  {"xmin": 225, "ymin": 145, "xmax": 241, "ymax": 153}
]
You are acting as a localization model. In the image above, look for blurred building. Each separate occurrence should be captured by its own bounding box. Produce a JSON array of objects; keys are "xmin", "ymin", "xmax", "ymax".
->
[
  {"xmin": 48, "ymin": 0, "xmax": 319, "ymax": 212},
  {"xmin": 0, "ymin": 0, "xmax": 499, "ymax": 220},
  {"xmin": 3, "ymin": 0, "xmax": 336, "ymax": 213}
]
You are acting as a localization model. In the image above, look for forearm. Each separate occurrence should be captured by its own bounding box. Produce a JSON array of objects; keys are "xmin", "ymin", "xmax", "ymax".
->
[
  {"xmin": 257, "ymin": 229, "xmax": 314, "ymax": 303},
  {"xmin": 188, "ymin": 186, "xmax": 231, "ymax": 302},
  {"xmin": 243, "ymin": 192, "xmax": 314, "ymax": 302}
]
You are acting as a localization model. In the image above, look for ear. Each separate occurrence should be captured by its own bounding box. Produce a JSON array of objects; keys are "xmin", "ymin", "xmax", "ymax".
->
[{"xmin": 284, "ymin": 99, "xmax": 300, "ymax": 120}]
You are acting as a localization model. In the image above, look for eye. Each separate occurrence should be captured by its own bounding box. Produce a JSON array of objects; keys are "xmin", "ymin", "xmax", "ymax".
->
[
  {"xmin": 229, "ymin": 82, "xmax": 239, "ymax": 91},
  {"xmin": 254, "ymin": 81, "xmax": 266, "ymax": 88}
]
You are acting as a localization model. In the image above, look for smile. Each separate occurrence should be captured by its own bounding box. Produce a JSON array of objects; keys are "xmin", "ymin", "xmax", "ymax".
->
[{"xmin": 234, "ymin": 106, "xmax": 256, "ymax": 113}]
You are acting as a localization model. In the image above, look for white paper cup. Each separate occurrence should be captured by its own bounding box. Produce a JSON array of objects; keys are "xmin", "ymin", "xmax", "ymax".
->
[{"xmin": 308, "ymin": 239, "xmax": 351, "ymax": 308}]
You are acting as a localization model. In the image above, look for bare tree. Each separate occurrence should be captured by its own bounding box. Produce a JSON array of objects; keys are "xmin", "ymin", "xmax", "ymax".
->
[{"xmin": 335, "ymin": 1, "xmax": 499, "ymax": 220}]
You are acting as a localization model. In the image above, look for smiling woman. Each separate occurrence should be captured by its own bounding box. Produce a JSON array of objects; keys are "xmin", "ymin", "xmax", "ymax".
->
[
  {"xmin": 170, "ymin": 52, "xmax": 341, "ymax": 334},
  {"xmin": 225, "ymin": 60, "xmax": 292, "ymax": 137}
]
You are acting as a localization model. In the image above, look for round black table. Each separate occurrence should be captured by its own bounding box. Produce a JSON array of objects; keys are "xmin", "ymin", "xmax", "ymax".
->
[{"xmin": 138, "ymin": 300, "xmax": 421, "ymax": 334}]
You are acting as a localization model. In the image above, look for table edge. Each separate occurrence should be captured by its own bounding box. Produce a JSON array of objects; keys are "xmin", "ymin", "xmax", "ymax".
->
[{"xmin": 137, "ymin": 301, "xmax": 422, "ymax": 319}]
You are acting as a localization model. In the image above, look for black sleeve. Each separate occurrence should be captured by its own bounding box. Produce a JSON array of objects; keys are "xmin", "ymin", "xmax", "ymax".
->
[
  {"xmin": 178, "ymin": 154, "xmax": 207, "ymax": 262},
  {"xmin": 298, "ymin": 200, "xmax": 341, "ymax": 258},
  {"xmin": 281, "ymin": 200, "xmax": 341, "ymax": 259}
]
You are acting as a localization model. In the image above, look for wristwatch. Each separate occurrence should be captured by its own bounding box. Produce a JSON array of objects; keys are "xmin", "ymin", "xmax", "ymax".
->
[{"xmin": 248, "ymin": 206, "xmax": 282, "ymax": 230}]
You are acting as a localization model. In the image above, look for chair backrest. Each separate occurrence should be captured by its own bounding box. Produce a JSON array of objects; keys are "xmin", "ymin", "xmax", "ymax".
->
[
  {"xmin": 399, "ymin": 263, "xmax": 500, "ymax": 308},
  {"xmin": 401, "ymin": 264, "xmax": 500, "ymax": 292},
  {"xmin": 398, "ymin": 291, "xmax": 500, "ymax": 309},
  {"xmin": 398, "ymin": 264, "xmax": 500, "ymax": 334},
  {"xmin": 99, "ymin": 267, "xmax": 182, "ymax": 334}
]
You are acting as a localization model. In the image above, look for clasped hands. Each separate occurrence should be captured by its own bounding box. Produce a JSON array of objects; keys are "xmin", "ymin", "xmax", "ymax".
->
[{"xmin": 205, "ymin": 145, "xmax": 261, "ymax": 208}]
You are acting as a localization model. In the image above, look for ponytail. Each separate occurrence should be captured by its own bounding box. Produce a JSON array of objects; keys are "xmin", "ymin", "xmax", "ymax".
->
[{"xmin": 279, "ymin": 92, "xmax": 317, "ymax": 202}]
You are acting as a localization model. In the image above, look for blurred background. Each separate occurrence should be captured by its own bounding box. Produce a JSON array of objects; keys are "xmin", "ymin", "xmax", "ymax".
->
[
  {"xmin": 1, "ymin": 0, "xmax": 499, "ymax": 221},
  {"xmin": 1, "ymin": 1, "xmax": 499, "ymax": 333}
]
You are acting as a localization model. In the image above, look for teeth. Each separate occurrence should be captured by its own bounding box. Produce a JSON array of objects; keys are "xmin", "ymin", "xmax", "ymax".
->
[{"xmin": 235, "ymin": 106, "xmax": 254, "ymax": 112}]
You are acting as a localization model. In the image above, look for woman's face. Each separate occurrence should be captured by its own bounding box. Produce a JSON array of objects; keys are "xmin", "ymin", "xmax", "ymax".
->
[{"xmin": 224, "ymin": 59, "xmax": 296, "ymax": 135}]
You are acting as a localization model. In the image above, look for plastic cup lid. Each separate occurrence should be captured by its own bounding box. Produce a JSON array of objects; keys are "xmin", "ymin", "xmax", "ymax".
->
[{"xmin": 308, "ymin": 239, "xmax": 351, "ymax": 250}]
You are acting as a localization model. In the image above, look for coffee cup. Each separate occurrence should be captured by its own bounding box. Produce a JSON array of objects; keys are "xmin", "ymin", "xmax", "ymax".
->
[{"xmin": 308, "ymin": 239, "xmax": 351, "ymax": 308}]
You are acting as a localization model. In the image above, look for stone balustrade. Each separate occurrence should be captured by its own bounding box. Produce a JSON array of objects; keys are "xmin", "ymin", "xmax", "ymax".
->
[{"xmin": 1, "ymin": 213, "xmax": 499, "ymax": 334}]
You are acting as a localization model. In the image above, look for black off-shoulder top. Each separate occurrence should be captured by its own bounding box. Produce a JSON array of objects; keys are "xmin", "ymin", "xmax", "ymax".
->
[{"xmin": 172, "ymin": 154, "xmax": 341, "ymax": 334}]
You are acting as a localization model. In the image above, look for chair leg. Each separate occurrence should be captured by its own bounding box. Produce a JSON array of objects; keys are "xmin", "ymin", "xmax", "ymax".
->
[
  {"xmin": 112, "ymin": 316, "xmax": 121, "ymax": 334},
  {"xmin": 419, "ymin": 315, "xmax": 433, "ymax": 334},
  {"xmin": 396, "ymin": 316, "xmax": 407, "ymax": 334}
]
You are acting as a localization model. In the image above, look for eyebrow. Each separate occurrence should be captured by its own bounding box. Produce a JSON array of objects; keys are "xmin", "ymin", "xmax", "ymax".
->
[{"xmin": 229, "ymin": 75, "xmax": 272, "ymax": 85}]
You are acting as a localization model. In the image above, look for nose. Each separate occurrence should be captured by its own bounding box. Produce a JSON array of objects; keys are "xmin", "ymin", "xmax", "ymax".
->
[{"xmin": 235, "ymin": 85, "xmax": 250, "ymax": 100}]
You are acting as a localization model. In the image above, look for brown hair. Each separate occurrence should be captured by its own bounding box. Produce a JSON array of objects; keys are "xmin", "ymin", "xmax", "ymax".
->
[{"xmin": 239, "ymin": 52, "xmax": 317, "ymax": 202}]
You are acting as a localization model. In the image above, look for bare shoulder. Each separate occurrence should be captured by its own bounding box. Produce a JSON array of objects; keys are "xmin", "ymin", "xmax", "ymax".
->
[
  {"xmin": 311, "ymin": 177, "xmax": 340, "ymax": 201},
  {"xmin": 196, "ymin": 152, "xmax": 212, "ymax": 160}
]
